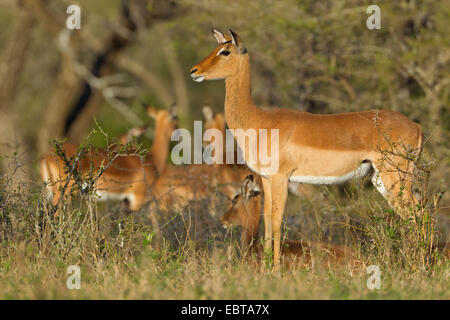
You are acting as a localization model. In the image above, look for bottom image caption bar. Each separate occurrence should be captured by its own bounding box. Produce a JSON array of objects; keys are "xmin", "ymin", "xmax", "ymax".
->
[{"xmin": 180, "ymin": 303, "xmax": 270, "ymax": 318}]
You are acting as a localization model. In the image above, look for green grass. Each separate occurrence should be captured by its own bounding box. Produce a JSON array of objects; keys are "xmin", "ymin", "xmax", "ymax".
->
[
  {"xmin": 0, "ymin": 240, "xmax": 448, "ymax": 299},
  {"xmin": 0, "ymin": 180, "xmax": 448, "ymax": 300},
  {"xmin": 0, "ymin": 137, "xmax": 448, "ymax": 300}
]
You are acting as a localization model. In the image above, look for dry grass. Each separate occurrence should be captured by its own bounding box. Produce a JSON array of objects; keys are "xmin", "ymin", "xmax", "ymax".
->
[{"xmin": 0, "ymin": 142, "xmax": 449, "ymax": 300}]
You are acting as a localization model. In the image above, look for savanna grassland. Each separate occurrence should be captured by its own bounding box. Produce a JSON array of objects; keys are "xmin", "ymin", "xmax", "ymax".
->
[
  {"xmin": 0, "ymin": 178, "xmax": 448, "ymax": 299},
  {"xmin": 0, "ymin": 0, "xmax": 449, "ymax": 299}
]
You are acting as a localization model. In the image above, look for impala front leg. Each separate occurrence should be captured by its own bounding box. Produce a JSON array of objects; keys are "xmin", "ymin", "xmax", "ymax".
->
[
  {"xmin": 261, "ymin": 176, "xmax": 273, "ymax": 254},
  {"xmin": 270, "ymin": 175, "xmax": 288, "ymax": 270}
]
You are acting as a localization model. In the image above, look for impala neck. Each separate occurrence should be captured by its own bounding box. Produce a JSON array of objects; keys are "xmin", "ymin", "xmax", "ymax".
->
[
  {"xmin": 225, "ymin": 55, "xmax": 259, "ymax": 129},
  {"xmin": 150, "ymin": 122, "xmax": 170, "ymax": 174},
  {"xmin": 241, "ymin": 224, "xmax": 259, "ymax": 250}
]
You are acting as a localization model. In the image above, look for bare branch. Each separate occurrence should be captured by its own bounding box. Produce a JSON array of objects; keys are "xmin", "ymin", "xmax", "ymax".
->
[
  {"xmin": 57, "ymin": 30, "xmax": 147, "ymax": 131},
  {"xmin": 0, "ymin": 4, "xmax": 34, "ymax": 186},
  {"xmin": 155, "ymin": 23, "xmax": 190, "ymax": 125}
]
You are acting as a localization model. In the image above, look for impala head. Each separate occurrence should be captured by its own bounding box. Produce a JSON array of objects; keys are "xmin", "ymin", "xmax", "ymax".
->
[
  {"xmin": 202, "ymin": 105, "xmax": 214, "ymax": 127},
  {"xmin": 221, "ymin": 175, "xmax": 261, "ymax": 230},
  {"xmin": 190, "ymin": 29, "xmax": 248, "ymax": 82},
  {"xmin": 119, "ymin": 126, "xmax": 148, "ymax": 144}
]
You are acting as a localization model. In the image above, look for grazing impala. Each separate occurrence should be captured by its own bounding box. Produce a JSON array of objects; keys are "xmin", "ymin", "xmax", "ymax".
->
[
  {"xmin": 190, "ymin": 29, "xmax": 423, "ymax": 268},
  {"xmin": 40, "ymin": 105, "xmax": 177, "ymax": 212},
  {"xmin": 221, "ymin": 175, "xmax": 354, "ymax": 265}
]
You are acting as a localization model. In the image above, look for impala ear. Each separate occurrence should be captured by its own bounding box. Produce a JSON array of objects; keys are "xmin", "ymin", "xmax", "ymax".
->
[
  {"xmin": 202, "ymin": 105, "xmax": 213, "ymax": 121},
  {"xmin": 170, "ymin": 103, "xmax": 178, "ymax": 119},
  {"xmin": 229, "ymin": 29, "xmax": 247, "ymax": 54},
  {"xmin": 128, "ymin": 126, "xmax": 147, "ymax": 139},
  {"xmin": 231, "ymin": 193, "xmax": 240, "ymax": 205},
  {"xmin": 251, "ymin": 190, "xmax": 261, "ymax": 198},
  {"xmin": 212, "ymin": 28, "xmax": 227, "ymax": 44},
  {"xmin": 133, "ymin": 126, "xmax": 144, "ymax": 135},
  {"xmin": 169, "ymin": 103, "xmax": 178, "ymax": 120},
  {"xmin": 147, "ymin": 106, "xmax": 157, "ymax": 119},
  {"xmin": 241, "ymin": 175, "xmax": 259, "ymax": 199}
]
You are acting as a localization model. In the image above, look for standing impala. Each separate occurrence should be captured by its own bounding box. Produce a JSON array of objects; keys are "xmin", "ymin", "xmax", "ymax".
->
[
  {"xmin": 40, "ymin": 105, "xmax": 177, "ymax": 212},
  {"xmin": 190, "ymin": 29, "xmax": 423, "ymax": 268}
]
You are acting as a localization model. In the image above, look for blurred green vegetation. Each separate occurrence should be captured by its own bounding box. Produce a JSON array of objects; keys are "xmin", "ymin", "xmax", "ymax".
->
[
  {"xmin": 9, "ymin": 1, "xmax": 449, "ymax": 207},
  {"xmin": 0, "ymin": 0, "xmax": 448, "ymax": 209}
]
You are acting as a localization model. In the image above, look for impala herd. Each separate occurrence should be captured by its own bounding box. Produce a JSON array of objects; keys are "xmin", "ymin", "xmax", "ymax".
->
[{"xmin": 40, "ymin": 29, "xmax": 424, "ymax": 269}]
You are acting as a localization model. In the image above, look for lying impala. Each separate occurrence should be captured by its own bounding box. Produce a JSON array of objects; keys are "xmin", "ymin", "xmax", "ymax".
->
[
  {"xmin": 190, "ymin": 29, "xmax": 423, "ymax": 268},
  {"xmin": 40, "ymin": 105, "xmax": 177, "ymax": 212},
  {"xmin": 149, "ymin": 106, "xmax": 261, "ymax": 214},
  {"xmin": 221, "ymin": 175, "xmax": 355, "ymax": 266}
]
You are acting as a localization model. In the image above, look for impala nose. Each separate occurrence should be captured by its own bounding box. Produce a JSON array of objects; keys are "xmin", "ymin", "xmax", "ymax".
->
[{"xmin": 190, "ymin": 67, "xmax": 205, "ymax": 82}]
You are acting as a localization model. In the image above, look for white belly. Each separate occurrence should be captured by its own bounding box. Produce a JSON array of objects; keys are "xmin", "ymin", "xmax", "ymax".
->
[
  {"xmin": 95, "ymin": 190, "xmax": 136, "ymax": 206},
  {"xmin": 289, "ymin": 162, "xmax": 372, "ymax": 185}
]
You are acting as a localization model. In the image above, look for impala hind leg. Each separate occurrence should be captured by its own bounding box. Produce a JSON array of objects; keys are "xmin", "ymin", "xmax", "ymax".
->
[
  {"xmin": 45, "ymin": 160, "xmax": 72, "ymax": 217},
  {"xmin": 145, "ymin": 194, "xmax": 163, "ymax": 252},
  {"xmin": 261, "ymin": 177, "xmax": 273, "ymax": 253},
  {"xmin": 40, "ymin": 159, "xmax": 54, "ymax": 203},
  {"xmin": 128, "ymin": 192, "xmax": 145, "ymax": 211},
  {"xmin": 270, "ymin": 175, "xmax": 288, "ymax": 270}
]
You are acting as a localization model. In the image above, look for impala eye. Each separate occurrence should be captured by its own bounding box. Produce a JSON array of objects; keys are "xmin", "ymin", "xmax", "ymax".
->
[{"xmin": 220, "ymin": 50, "xmax": 231, "ymax": 56}]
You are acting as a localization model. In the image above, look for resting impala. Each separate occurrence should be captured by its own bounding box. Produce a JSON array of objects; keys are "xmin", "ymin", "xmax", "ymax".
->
[
  {"xmin": 40, "ymin": 105, "xmax": 177, "ymax": 212},
  {"xmin": 190, "ymin": 29, "xmax": 423, "ymax": 268},
  {"xmin": 221, "ymin": 175, "xmax": 354, "ymax": 265},
  {"xmin": 150, "ymin": 106, "xmax": 261, "ymax": 215}
]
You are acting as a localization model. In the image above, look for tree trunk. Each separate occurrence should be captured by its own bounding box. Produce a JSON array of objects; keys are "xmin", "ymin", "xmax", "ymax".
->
[
  {"xmin": 36, "ymin": 54, "xmax": 80, "ymax": 154},
  {"xmin": 0, "ymin": 4, "xmax": 34, "ymax": 189}
]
